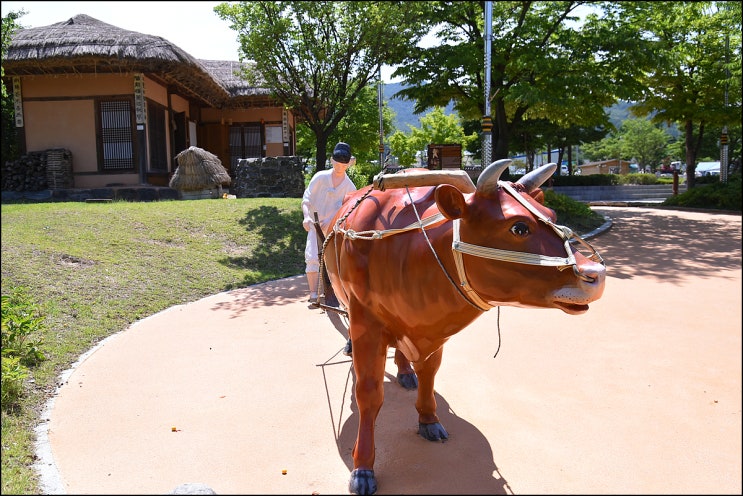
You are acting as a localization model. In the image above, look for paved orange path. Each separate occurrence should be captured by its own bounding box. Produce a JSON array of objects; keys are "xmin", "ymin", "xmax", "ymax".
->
[{"xmin": 36, "ymin": 207, "xmax": 741, "ymax": 494}]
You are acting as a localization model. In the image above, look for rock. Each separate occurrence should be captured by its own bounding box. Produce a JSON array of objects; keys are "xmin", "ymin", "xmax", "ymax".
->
[{"xmin": 167, "ymin": 482, "xmax": 217, "ymax": 494}]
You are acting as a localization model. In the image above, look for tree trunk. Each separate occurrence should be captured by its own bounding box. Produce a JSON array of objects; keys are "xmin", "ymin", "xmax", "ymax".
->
[
  {"xmin": 492, "ymin": 99, "xmax": 511, "ymax": 161},
  {"xmin": 684, "ymin": 119, "xmax": 705, "ymax": 189},
  {"xmin": 567, "ymin": 146, "xmax": 573, "ymax": 175},
  {"xmin": 313, "ymin": 127, "xmax": 330, "ymax": 172}
]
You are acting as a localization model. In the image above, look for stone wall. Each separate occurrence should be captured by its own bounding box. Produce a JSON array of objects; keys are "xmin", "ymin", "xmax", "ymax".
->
[{"xmin": 231, "ymin": 156, "xmax": 305, "ymax": 198}]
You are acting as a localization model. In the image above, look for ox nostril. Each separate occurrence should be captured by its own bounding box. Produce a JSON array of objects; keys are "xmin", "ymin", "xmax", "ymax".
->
[
  {"xmin": 573, "ymin": 261, "xmax": 606, "ymax": 284},
  {"xmin": 572, "ymin": 265, "xmax": 596, "ymax": 283}
]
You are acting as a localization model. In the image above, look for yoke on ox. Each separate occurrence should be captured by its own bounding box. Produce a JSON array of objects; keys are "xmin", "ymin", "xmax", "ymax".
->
[{"xmin": 320, "ymin": 159, "xmax": 606, "ymax": 495}]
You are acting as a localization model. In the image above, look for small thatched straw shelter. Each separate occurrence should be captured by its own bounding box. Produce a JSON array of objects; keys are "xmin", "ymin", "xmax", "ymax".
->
[{"xmin": 170, "ymin": 147, "xmax": 231, "ymax": 193}]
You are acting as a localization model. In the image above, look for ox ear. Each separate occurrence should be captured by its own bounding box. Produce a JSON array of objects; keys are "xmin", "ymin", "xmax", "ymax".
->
[
  {"xmin": 435, "ymin": 184, "xmax": 467, "ymax": 220},
  {"xmin": 516, "ymin": 162, "xmax": 557, "ymax": 192},
  {"xmin": 530, "ymin": 189, "xmax": 546, "ymax": 205}
]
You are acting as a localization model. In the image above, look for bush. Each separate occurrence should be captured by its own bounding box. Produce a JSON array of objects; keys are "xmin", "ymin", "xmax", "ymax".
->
[
  {"xmin": 1, "ymin": 356, "xmax": 28, "ymax": 406},
  {"xmin": 550, "ymin": 172, "xmax": 682, "ymax": 187},
  {"xmin": 1, "ymin": 287, "xmax": 47, "ymax": 409},
  {"xmin": 617, "ymin": 173, "xmax": 660, "ymax": 185},
  {"xmin": 550, "ymin": 174, "xmax": 620, "ymax": 186},
  {"xmin": 543, "ymin": 190, "xmax": 607, "ymax": 233},
  {"xmin": 303, "ymin": 161, "xmax": 383, "ymax": 191},
  {"xmin": 347, "ymin": 161, "xmax": 383, "ymax": 190},
  {"xmin": 662, "ymin": 174, "xmax": 741, "ymax": 211}
]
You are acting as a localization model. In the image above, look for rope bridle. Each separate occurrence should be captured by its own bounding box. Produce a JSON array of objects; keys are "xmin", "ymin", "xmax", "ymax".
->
[
  {"xmin": 450, "ymin": 181, "xmax": 605, "ymax": 309},
  {"xmin": 325, "ymin": 180, "xmax": 604, "ymax": 313}
]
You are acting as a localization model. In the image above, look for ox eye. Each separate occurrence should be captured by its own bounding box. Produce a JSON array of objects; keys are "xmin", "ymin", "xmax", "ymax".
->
[{"xmin": 510, "ymin": 222, "xmax": 530, "ymax": 237}]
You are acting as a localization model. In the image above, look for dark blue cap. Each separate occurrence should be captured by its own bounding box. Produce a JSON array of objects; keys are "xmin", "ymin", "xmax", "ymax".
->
[{"xmin": 332, "ymin": 142, "xmax": 352, "ymax": 163}]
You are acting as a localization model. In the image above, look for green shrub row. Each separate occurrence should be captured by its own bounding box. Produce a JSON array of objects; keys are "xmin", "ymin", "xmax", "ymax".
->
[
  {"xmin": 324, "ymin": 164, "xmax": 687, "ymax": 190},
  {"xmin": 548, "ymin": 173, "xmax": 682, "ymax": 186},
  {"xmin": 662, "ymin": 174, "xmax": 742, "ymax": 211},
  {"xmin": 543, "ymin": 190, "xmax": 607, "ymax": 232}
]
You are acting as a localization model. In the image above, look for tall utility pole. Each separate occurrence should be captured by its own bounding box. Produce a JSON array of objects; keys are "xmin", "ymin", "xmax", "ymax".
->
[
  {"xmin": 378, "ymin": 67, "xmax": 385, "ymax": 168},
  {"xmin": 482, "ymin": 1, "xmax": 492, "ymax": 167},
  {"xmin": 720, "ymin": 33, "xmax": 729, "ymax": 183}
]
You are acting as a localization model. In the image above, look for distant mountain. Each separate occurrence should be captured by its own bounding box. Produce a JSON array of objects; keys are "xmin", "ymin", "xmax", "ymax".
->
[
  {"xmin": 607, "ymin": 100, "xmax": 633, "ymax": 129},
  {"xmin": 382, "ymin": 83, "xmax": 454, "ymax": 131},
  {"xmin": 382, "ymin": 85, "xmax": 678, "ymax": 139},
  {"xmin": 607, "ymin": 101, "xmax": 680, "ymax": 138}
]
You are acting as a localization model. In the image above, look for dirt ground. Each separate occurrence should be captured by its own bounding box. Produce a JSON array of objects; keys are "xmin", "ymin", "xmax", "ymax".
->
[{"xmin": 36, "ymin": 206, "xmax": 741, "ymax": 495}]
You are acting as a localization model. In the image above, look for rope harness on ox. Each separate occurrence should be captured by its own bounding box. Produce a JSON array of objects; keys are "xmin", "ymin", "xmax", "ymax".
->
[{"xmin": 322, "ymin": 176, "xmax": 604, "ymax": 313}]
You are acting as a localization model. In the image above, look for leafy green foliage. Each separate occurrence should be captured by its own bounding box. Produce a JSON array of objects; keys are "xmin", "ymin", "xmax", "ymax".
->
[
  {"xmin": 551, "ymin": 174, "xmax": 620, "ymax": 187},
  {"xmin": 618, "ymin": 173, "xmax": 661, "ymax": 185},
  {"xmin": 389, "ymin": 107, "xmax": 478, "ymax": 166},
  {"xmin": 1, "ymin": 9, "xmax": 26, "ymax": 97},
  {"xmin": 296, "ymin": 84, "xmax": 395, "ymax": 165},
  {"xmin": 543, "ymin": 190, "xmax": 607, "ymax": 233},
  {"xmin": 1, "ymin": 355, "xmax": 27, "ymax": 407},
  {"xmin": 394, "ymin": 1, "xmax": 651, "ymax": 160},
  {"xmin": 215, "ymin": 1, "xmax": 427, "ymax": 170},
  {"xmin": 1, "ymin": 9, "xmax": 25, "ymax": 162},
  {"xmin": 618, "ymin": 119, "xmax": 671, "ymax": 171},
  {"xmin": 581, "ymin": 118, "xmax": 674, "ymax": 171},
  {"xmin": 662, "ymin": 174, "xmax": 742, "ymax": 211},
  {"xmin": 627, "ymin": 1, "xmax": 742, "ymax": 187},
  {"xmin": 346, "ymin": 161, "xmax": 382, "ymax": 190},
  {"xmin": 1, "ymin": 287, "xmax": 46, "ymax": 408}
]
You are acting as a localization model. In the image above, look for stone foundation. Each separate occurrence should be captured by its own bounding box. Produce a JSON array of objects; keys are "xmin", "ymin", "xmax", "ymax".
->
[{"xmin": 232, "ymin": 156, "xmax": 304, "ymax": 198}]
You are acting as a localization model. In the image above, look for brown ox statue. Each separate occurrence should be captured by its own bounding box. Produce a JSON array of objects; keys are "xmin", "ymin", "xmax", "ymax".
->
[{"xmin": 321, "ymin": 159, "xmax": 606, "ymax": 495}]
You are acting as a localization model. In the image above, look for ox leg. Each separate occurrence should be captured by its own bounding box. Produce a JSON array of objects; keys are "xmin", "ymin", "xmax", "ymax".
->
[
  {"xmin": 414, "ymin": 347, "xmax": 449, "ymax": 441},
  {"xmin": 394, "ymin": 349, "xmax": 418, "ymax": 390},
  {"xmin": 349, "ymin": 319, "xmax": 388, "ymax": 495}
]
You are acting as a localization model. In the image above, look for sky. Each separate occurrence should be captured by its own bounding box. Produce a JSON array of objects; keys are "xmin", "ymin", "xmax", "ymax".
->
[
  {"xmin": 3, "ymin": 2, "xmax": 596, "ymax": 85},
  {"xmin": 1, "ymin": 1, "xmax": 403, "ymax": 82}
]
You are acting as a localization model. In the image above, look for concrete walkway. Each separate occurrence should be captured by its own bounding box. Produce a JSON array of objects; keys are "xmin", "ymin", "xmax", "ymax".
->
[{"xmin": 35, "ymin": 207, "xmax": 742, "ymax": 495}]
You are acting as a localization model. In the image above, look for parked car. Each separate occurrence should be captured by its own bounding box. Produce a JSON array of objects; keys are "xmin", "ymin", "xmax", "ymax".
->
[{"xmin": 695, "ymin": 161, "xmax": 720, "ymax": 177}]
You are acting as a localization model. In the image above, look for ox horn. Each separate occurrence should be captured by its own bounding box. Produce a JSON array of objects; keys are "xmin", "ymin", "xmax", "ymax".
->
[
  {"xmin": 476, "ymin": 159, "xmax": 513, "ymax": 194},
  {"xmin": 516, "ymin": 162, "xmax": 558, "ymax": 192}
]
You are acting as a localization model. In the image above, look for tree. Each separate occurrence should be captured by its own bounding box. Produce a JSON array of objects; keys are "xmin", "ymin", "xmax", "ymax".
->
[
  {"xmin": 389, "ymin": 106, "xmax": 478, "ymax": 166},
  {"xmin": 215, "ymin": 1, "xmax": 428, "ymax": 170},
  {"xmin": 581, "ymin": 133, "xmax": 623, "ymax": 163},
  {"xmin": 628, "ymin": 1, "xmax": 742, "ymax": 187},
  {"xmin": 581, "ymin": 117, "xmax": 672, "ymax": 171},
  {"xmin": 296, "ymin": 83, "xmax": 396, "ymax": 166},
  {"xmin": 1, "ymin": 9, "xmax": 25, "ymax": 161},
  {"xmin": 392, "ymin": 1, "xmax": 649, "ymax": 163},
  {"xmin": 618, "ymin": 118, "xmax": 671, "ymax": 172}
]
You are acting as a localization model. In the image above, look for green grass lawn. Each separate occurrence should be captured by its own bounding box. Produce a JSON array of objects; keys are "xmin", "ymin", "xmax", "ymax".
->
[
  {"xmin": 1, "ymin": 193, "xmax": 604, "ymax": 494},
  {"xmin": 1, "ymin": 197, "xmax": 305, "ymax": 494}
]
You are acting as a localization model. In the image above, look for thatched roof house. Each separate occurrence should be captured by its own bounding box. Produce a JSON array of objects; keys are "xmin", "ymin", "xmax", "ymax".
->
[
  {"xmin": 2, "ymin": 14, "xmax": 296, "ymax": 190},
  {"xmin": 2, "ymin": 14, "xmax": 279, "ymax": 109}
]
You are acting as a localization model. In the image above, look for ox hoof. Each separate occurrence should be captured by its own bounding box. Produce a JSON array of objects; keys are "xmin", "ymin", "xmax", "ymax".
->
[
  {"xmin": 396, "ymin": 372, "xmax": 418, "ymax": 390},
  {"xmin": 349, "ymin": 469, "xmax": 377, "ymax": 495},
  {"xmin": 418, "ymin": 422, "xmax": 449, "ymax": 441}
]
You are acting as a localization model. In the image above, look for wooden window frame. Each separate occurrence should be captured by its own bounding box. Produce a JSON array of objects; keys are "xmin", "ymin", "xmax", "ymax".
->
[{"xmin": 95, "ymin": 97, "xmax": 138, "ymax": 173}]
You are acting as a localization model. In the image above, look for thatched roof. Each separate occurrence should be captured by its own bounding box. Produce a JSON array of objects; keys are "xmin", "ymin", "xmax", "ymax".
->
[
  {"xmin": 2, "ymin": 14, "xmax": 280, "ymax": 109},
  {"xmin": 198, "ymin": 59, "xmax": 280, "ymax": 108},
  {"xmin": 169, "ymin": 146, "xmax": 231, "ymax": 191}
]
